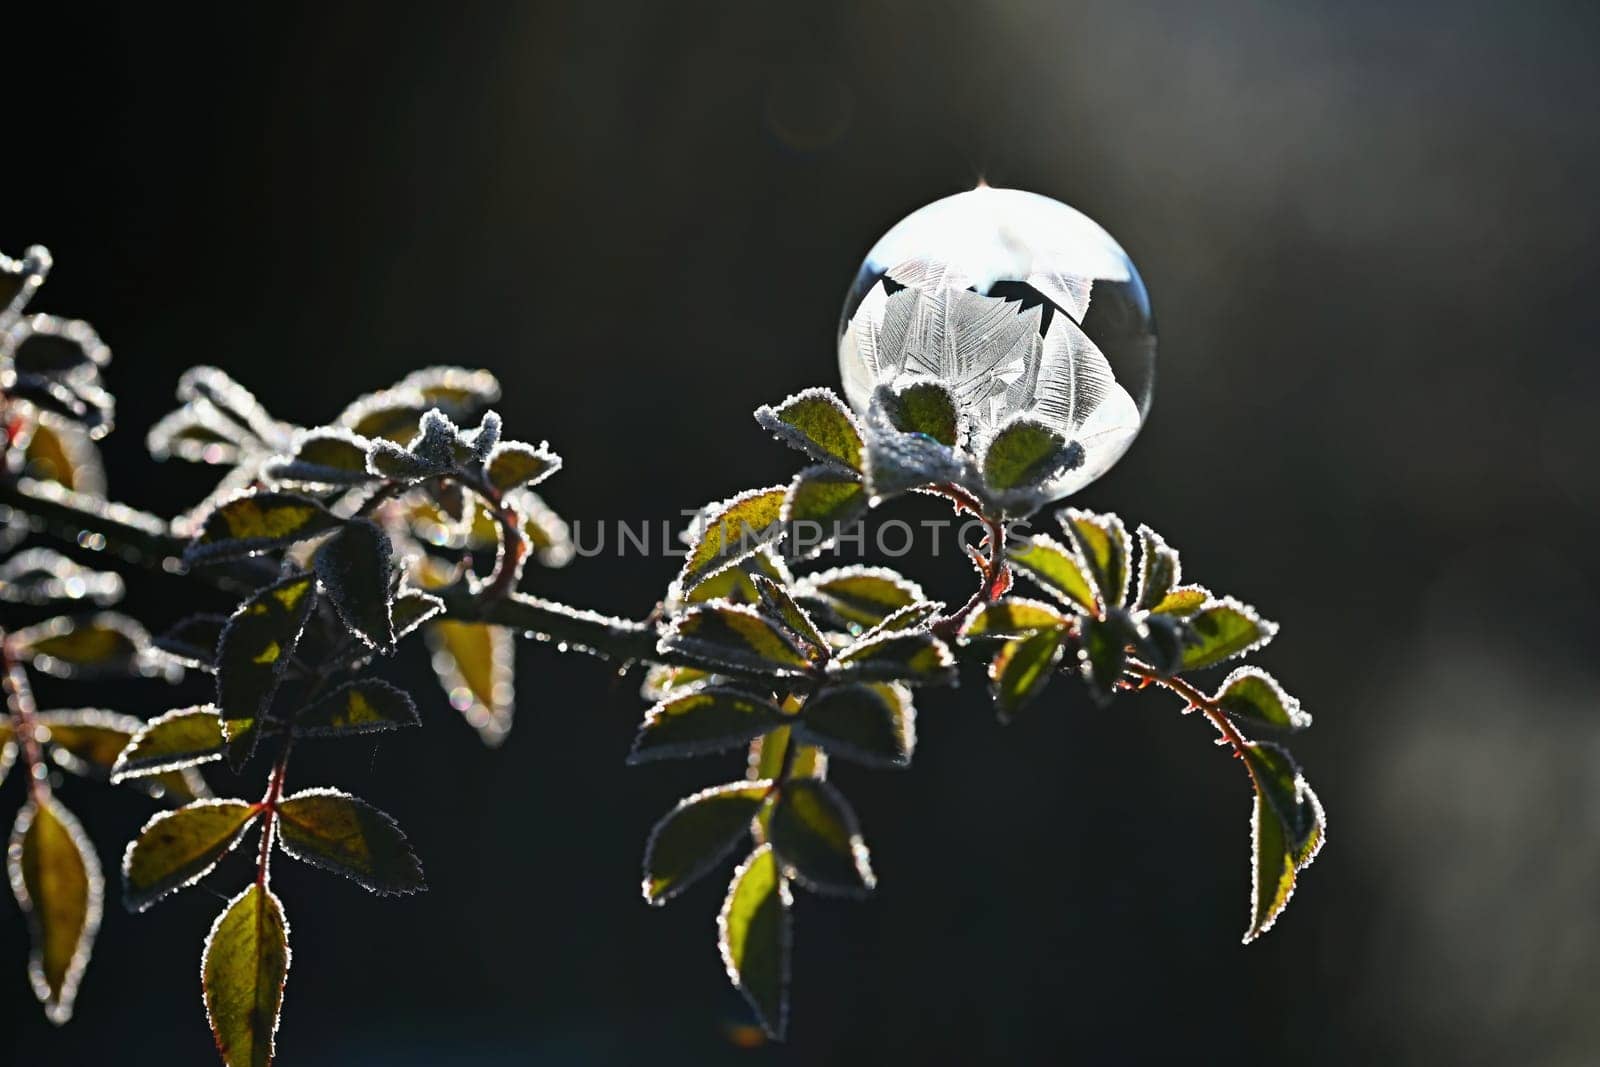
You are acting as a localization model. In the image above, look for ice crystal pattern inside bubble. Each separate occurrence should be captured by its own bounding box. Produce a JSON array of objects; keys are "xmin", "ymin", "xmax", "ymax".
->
[{"xmin": 838, "ymin": 186, "xmax": 1156, "ymax": 497}]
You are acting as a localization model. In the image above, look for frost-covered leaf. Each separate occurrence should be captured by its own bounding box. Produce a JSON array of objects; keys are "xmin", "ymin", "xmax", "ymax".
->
[
  {"xmin": 31, "ymin": 711, "xmax": 191, "ymax": 796},
  {"xmin": 338, "ymin": 366, "xmax": 500, "ymax": 442},
  {"xmin": 1181, "ymin": 598, "xmax": 1277, "ymax": 671},
  {"xmin": 783, "ymin": 466, "xmax": 868, "ymax": 549},
  {"xmin": 981, "ymin": 416, "xmax": 1081, "ymax": 495},
  {"xmin": 202, "ymin": 883, "xmax": 290, "ymax": 1067},
  {"xmin": 681, "ymin": 551, "xmax": 791, "ymax": 607},
  {"xmin": 6, "ymin": 370, "xmax": 113, "ymax": 433},
  {"xmin": 769, "ymin": 778, "xmax": 873, "ymax": 896},
  {"xmin": 751, "ymin": 575, "xmax": 828, "ymax": 661},
  {"xmin": 262, "ymin": 428, "xmax": 376, "ymax": 488},
  {"xmin": 151, "ymin": 614, "xmax": 229, "ymax": 673},
  {"xmin": 1150, "ymin": 585, "xmax": 1211, "ymax": 617},
  {"xmin": 176, "ymin": 367, "xmax": 294, "ymax": 453},
  {"xmin": 958, "ymin": 596, "xmax": 1070, "ymax": 640},
  {"xmin": 1215, "ymin": 667, "xmax": 1310, "ymax": 731},
  {"xmin": 1242, "ymin": 742, "xmax": 1324, "ymax": 942},
  {"xmin": 1077, "ymin": 612, "xmax": 1133, "ymax": 706},
  {"xmin": 217, "ymin": 574, "xmax": 318, "ymax": 771},
  {"xmin": 1057, "ymin": 509, "xmax": 1130, "ymax": 610},
  {"xmin": 630, "ymin": 687, "xmax": 786, "ymax": 763},
  {"xmin": 485, "ymin": 441, "xmax": 561, "ymax": 493},
  {"xmin": 1130, "ymin": 612, "xmax": 1187, "ymax": 677},
  {"xmin": 1006, "ymin": 535, "xmax": 1097, "ymax": 614},
  {"xmin": 639, "ymin": 663, "xmax": 716, "ymax": 701},
  {"xmin": 111, "ymin": 706, "xmax": 226, "ymax": 780},
  {"xmin": 121, "ymin": 800, "xmax": 260, "ymax": 912},
  {"xmin": 676, "ymin": 486, "xmax": 788, "ymax": 592},
  {"xmin": 658, "ymin": 604, "xmax": 811, "ymax": 677},
  {"xmin": 516, "ymin": 489, "xmax": 574, "ymax": 568},
  {"xmin": 861, "ymin": 418, "xmax": 970, "ymax": 501},
  {"xmin": 0, "ymin": 244, "xmax": 50, "ymax": 322},
  {"xmin": 1134, "ymin": 525, "xmax": 1181, "ymax": 611},
  {"xmin": 718, "ymin": 843, "xmax": 791, "ymax": 1040},
  {"xmin": 11, "ymin": 612, "xmax": 149, "ymax": 678},
  {"xmin": 23, "ymin": 417, "xmax": 106, "ymax": 495},
  {"xmin": 0, "ymin": 548, "xmax": 123, "ymax": 606},
  {"xmin": 8, "ymin": 796, "xmax": 102, "ymax": 1024},
  {"xmin": 390, "ymin": 589, "xmax": 445, "ymax": 640},
  {"xmin": 146, "ymin": 398, "xmax": 249, "ymax": 466},
  {"xmin": 754, "ymin": 388, "xmax": 864, "ymax": 471},
  {"xmin": 790, "ymin": 566, "xmax": 924, "ymax": 630},
  {"xmin": 989, "ymin": 629, "xmax": 1064, "ymax": 720},
  {"xmin": 878, "ymin": 379, "xmax": 963, "ymax": 447},
  {"xmin": 425, "ymin": 620, "xmax": 515, "ymax": 745},
  {"xmin": 643, "ymin": 781, "xmax": 771, "ymax": 904},
  {"xmin": 795, "ymin": 682, "xmax": 914, "ymax": 768},
  {"xmin": 187, "ymin": 492, "xmax": 343, "ymax": 566},
  {"xmin": 313, "ymin": 519, "xmax": 396, "ymax": 652},
  {"xmin": 275, "ymin": 788, "xmax": 424, "ymax": 895},
  {"xmin": 828, "ymin": 630, "xmax": 954, "ymax": 685},
  {"xmin": 856, "ymin": 601, "xmax": 942, "ymax": 638},
  {"xmin": 294, "ymin": 679, "xmax": 419, "ymax": 738}
]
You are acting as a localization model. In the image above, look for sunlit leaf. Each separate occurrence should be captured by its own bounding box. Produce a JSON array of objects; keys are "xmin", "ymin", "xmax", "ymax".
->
[
  {"xmin": 630, "ymin": 687, "xmax": 785, "ymax": 763},
  {"xmin": 390, "ymin": 589, "xmax": 445, "ymax": 640},
  {"xmin": 861, "ymin": 417, "xmax": 970, "ymax": 500},
  {"xmin": 1134, "ymin": 525, "xmax": 1181, "ymax": 611},
  {"xmin": 783, "ymin": 465, "xmax": 868, "ymax": 544},
  {"xmin": 176, "ymin": 367, "xmax": 294, "ymax": 453},
  {"xmin": 828, "ymin": 630, "xmax": 954, "ymax": 685},
  {"xmin": 855, "ymin": 600, "xmax": 942, "ymax": 639},
  {"xmin": 1150, "ymin": 584, "xmax": 1211, "ymax": 617},
  {"xmin": 749, "ymin": 726, "xmax": 828, "ymax": 785},
  {"xmin": 958, "ymin": 596, "xmax": 1070, "ymax": 640},
  {"xmin": 1077, "ymin": 612, "xmax": 1133, "ymax": 706},
  {"xmin": 982, "ymin": 416, "xmax": 1080, "ymax": 495},
  {"xmin": 1215, "ymin": 667, "xmax": 1310, "ymax": 731},
  {"xmin": 643, "ymin": 781, "xmax": 772, "ymax": 904},
  {"xmin": 11, "ymin": 612, "xmax": 149, "ymax": 678},
  {"xmin": 789, "ymin": 566, "xmax": 925, "ymax": 630},
  {"xmin": 202, "ymin": 883, "xmax": 290, "ymax": 1067},
  {"xmin": 424, "ymin": 620, "xmax": 515, "ymax": 745},
  {"xmin": 751, "ymin": 574, "xmax": 828, "ymax": 661},
  {"xmin": 989, "ymin": 629, "xmax": 1064, "ymax": 720},
  {"xmin": 313, "ymin": 519, "xmax": 396, "ymax": 652},
  {"xmin": 795, "ymin": 682, "xmax": 914, "ymax": 768},
  {"xmin": 675, "ymin": 486, "xmax": 788, "ymax": 592},
  {"xmin": 294, "ymin": 680, "xmax": 420, "ymax": 738},
  {"xmin": 31, "ymin": 711, "xmax": 209, "ymax": 802},
  {"xmin": 657, "ymin": 604, "xmax": 811, "ymax": 677},
  {"xmin": 681, "ymin": 551, "xmax": 791, "ymax": 607},
  {"xmin": 1006, "ymin": 535, "xmax": 1097, "ymax": 614},
  {"xmin": 275, "ymin": 788, "xmax": 424, "ymax": 895},
  {"xmin": 0, "ymin": 243, "xmax": 50, "ymax": 321},
  {"xmin": 146, "ymin": 399, "xmax": 249, "ymax": 466},
  {"xmin": 717, "ymin": 845, "xmax": 790, "ymax": 1041},
  {"xmin": 754, "ymin": 388, "xmax": 864, "ymax": 471},
  {"xmin": 121, "ymin": 800, "xmax": 260, "ymax": 912},
  {"xmin": 216, "ymin": 574, "xmax": 318, "ymax": 771},
  {"xmin": 768, "ymin": 778, "xmax": 874, "ymax": 896},
  {"xmin": 23, "ymin": 416, "xmax": 106, "ymax": 495},
  {"xmin": 111, "ymin": 706, "xmax": 226, "ymax": 780},
  {"xmin": 1241, "ymin": 742, "xmax": 1325, "ymax": 942},
  {"xmin": 1057, "ymin": 509, "xmax": 1130, "ymax": 610},
  {"xmin": 639, "ymin": 663, "xmax": 716, "ymax": 702},
  {"xmin": 1181, "ymin": 598, "xmax": 1276, "ymax": 671},
  {"xmin": 262, "ymin": 428, "xmax": 376, "ymax": 488},
  {"xmin": 8, "ymin": 796, "xmax": 102, "ymax": 1024},
  {"xmin": 485, "ymin": 441, "xmax": 561, "ymax": 493},
  {"xmin": 0, "ymin": 548, "xmax": 123, "ymax": 606},
  {"xmin": 879, "ymin": 379, "xmax": 963, "ymax": 447},
  {"xmin": 186, "ymin": 493, "xmax": 343, "ymax": 566},
  {"xmin": 1130, "ymin": 612, "xmax": 1187, "ymax": 677}
]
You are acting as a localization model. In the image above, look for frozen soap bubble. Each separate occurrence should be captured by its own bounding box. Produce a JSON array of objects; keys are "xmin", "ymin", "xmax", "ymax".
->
[{"xmin": 838, "ymin": 186, "xmax": 1156, "ymax": 498}]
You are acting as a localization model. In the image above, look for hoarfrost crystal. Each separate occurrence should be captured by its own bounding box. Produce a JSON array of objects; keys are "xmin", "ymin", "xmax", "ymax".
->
[{"xmin": 838, "ymin": 187, "xmax": 1156, "ymax": 497}]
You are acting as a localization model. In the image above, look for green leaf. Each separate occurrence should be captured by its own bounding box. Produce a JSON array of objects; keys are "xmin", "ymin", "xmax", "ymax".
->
[
  {"xmin": 390, "ymin": 589, "xmax": 444, "ymax": 639},
  {"xmin": 629, "ymin": 687, "xmax": 786, "ymax": 763},
  {"xmin": 1006, "ymin": 536, "xmax": 1097, "ymax": 614},
  {"xmin": 216, "ymin": 574, "xmax": 318, "ymax": 772},
  {"xmin": 856, "ymin": 601, "xmax": 943, "ymax": 638},
  {"xmin": 958, "ymin": 596, "xmax": 1070, "ymax": 640},
  {"xmin": 989, "ymin": 629, "xmax": 1064, "ymax": 720},
  {"xmin": 122, "ymin": 800, "xmax": 260, "ymax": 912},
  {"xmin": 275, "ymin": 789, "xmax": 425, "ymax": 895},
  {"xmin": 1180, "ymin": 598, "xmax": 1277, "ymax": 671},
  {"xmin": 1077, "ymin": 612, "xmax": 1133, "ymax": 706},
  {"xmin": 768, "ymin": 778, "xmax": 874, "ymax": 896},
  {"xmin": 643, "ymin": 782, "xmax": 772, "ymax": 904},
  {"xmin": 790, "ymin": 566, "xmax": 925, "ymax": 630},
  {"xmin": 186, "ymin": 492, "xmax": 343, "ymax": 566},
  {"xmin": 749, "ymin": 726, "xmax": 828, "ymax": 785},
  {"xmin": 1215, "ymin": 668, "xmax": 1310, "ymax": 731},
  {"xmin": 754, "ymin": 388, "xmax": 864, "ymax": 471},
  {"xmin": 485, "ymin": 441, "xmax": 561, "ymax": 492},
  {"xmin": 1241, "ymin": 743, "xmax": 1325, "ymax": 942},
  {"xmin": 424, "ymin": 620, "xmax": 515, "ymax": 745},
  {"xmin": 680, "ymin": 551, "xmax": 791, "ymax": 607},
  {"xmin": 717, "ymin": 844, "xmax": 791, "ymax": 1040},
  {"xmin": 111, "ymin": 706, "xmax": 226, "ymax": 780},
  {"xmin": 796, "ymin": 682, "xmax": 914, "ymax": 768},
  {"xmin": 675, "ymin": 486, "xmax": 788, "ymax": 592},
  {"xmin": 751, "ymin": 574, "xmax": 828, "ymax": 660},
  {"xmin": 263, "ymin": 428, "xmax": 376, "ymax": 488},
  {"xmin": 174, "ymin": 367, "xmax": 291, "ymax": 451},
  {"xmin": 0, "ymin": 547, "xmax": 123, "ymax": 607},
  {"xmin": 658, "ymin": 604, "xmax": 812, "ymax": 677},
  {"xmin": 1058, "ymin": 509, "xmax": 1130, "ymax": 610},
  {"xmin": 294, "ymin": 680, "xmax": 420, "ymax": 738},
  {"xmin": 202, "ymin": 883, "xmax": 290, "ymax": 1067},
  {"xmin": 828, "ymin": 630, "xmax": 955, "ymax": 685},
  {"xmin": 639, "ymin": 663, "xmax": 716, "ymax": 701},
  {"xmin": 861, "ymin": 420, "xmax": 969, "ymax": 500},
  {"xmin": 1130, "ymin": 612, "xmax": 1187, "ymax": 677},
  {"xmin": 8, "ymin": 796, "xmax": 101, "ymax": 1024},
  {"xmin": 1150, "ymin": 584, "xmax": 1211, "ymax": 617},
  {"xmin": 1134, "ymin": 525, "xmax": 1181, "ymax": 610},
  {"xmin": 12, "ymin": 612, "xmax": 149, "ymax": 678},
  {"xmin": 783, "ymin": 465, "xmax": 869, "ymax": 545},
  {"xmin": 879, "ymin": 380, "xmax": 962, "ymax": 447},
  {"xmin": 981, "ymin": 416, "xmax": 1077, "ymax": 493},
  {"xmin": 313, "ymin": 519, "xmax": 397, "ymax": 652},
  {"xmin": 152, "ymin": 613, "xmax": 229, "ymax": 672}
]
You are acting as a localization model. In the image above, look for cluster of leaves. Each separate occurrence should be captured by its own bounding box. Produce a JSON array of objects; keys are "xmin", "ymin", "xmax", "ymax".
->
[
  {"xmin": 0, "ymin": 241, "xmax": 1326, "ymax": 1059},
  {"xmin": 627, "ymin": 380, "xmax": 1324, "ymax": 1037}
]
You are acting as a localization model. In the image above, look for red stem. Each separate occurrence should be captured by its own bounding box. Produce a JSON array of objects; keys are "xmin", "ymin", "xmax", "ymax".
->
[{"xmin": 1, "ymin": 634, "xmax": 51, "ymax": 807}]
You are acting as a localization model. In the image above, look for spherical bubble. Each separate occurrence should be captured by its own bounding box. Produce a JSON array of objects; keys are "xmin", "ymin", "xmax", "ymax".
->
[{"xmin": 837, "ymin": 186, "xmax": 1156, "ymax": 498}]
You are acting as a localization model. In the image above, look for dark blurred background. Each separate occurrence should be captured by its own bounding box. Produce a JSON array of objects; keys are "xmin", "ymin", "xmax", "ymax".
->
[{"xmin": 4, "ymin": 1, "xmax": 1599, "ymax": 1063}]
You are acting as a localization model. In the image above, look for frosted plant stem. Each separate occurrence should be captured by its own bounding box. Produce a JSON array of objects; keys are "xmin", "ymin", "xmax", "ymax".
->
[{"xmin": 1, "ymin": 635, "xmax": 51, "ymax": 807}]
